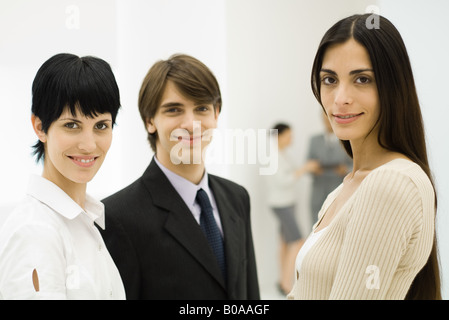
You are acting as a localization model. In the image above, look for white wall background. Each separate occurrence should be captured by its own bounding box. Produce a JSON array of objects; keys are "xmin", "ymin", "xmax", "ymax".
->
[
  {"xmin": 377, "ymin": 0, "xmax": 449, "ymax": 299},
  {"xmin": 0, "ymin": 0, "xmax": 447, "ymax": 299}
]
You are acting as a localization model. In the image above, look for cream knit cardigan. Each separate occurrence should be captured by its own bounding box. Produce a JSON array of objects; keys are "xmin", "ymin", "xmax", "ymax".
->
[{"xmin": 288, "ymin": 159, "xmax": 435, "ymax": 299}]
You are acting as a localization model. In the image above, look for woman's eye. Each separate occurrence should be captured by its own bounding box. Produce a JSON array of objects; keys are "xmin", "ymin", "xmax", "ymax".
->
[
  {"xmin": 356, "ymin": 76, "xmax": 371, "ymax": 84},
  {"xmin": 95, "ymin": 123, "xmax": 109, "ymax": 130},
  {"xmin": 322, "ymin": 77, "xmax": 336, "ymax": 85},
  {"xmin": 64, "ymin": 122, "xmax": 79, "ymax": 129}
]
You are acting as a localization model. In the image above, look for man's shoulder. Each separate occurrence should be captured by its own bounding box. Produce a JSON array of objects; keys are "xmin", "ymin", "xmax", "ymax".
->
[
  {"xmin": 102, "ymin": 176, "xmax": 147, "ymax": 206},
  {"xmin": 208, "ymin": 174, "xmax": 248, "ymax": 198}
]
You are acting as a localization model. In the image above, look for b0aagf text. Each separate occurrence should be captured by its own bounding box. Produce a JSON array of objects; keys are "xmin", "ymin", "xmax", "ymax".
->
[{"xmin": 179, "ymin": 304, "xmax": 270, "ymax": 317}]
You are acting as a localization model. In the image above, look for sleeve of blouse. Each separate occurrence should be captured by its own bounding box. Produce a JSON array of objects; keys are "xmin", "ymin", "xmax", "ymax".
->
[
  {"xmin": 0, "ymin": 221, "xmax": 68, "ymax": 300},
  {"xmin": 328, "ymin": 168, "xmax": 424, "ymax": 299}
]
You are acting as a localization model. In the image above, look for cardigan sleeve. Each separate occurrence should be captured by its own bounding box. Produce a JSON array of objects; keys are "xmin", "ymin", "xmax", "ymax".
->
[{"xmin": 328, "ymin": 168, "xmax": 425, "ymax": 299}]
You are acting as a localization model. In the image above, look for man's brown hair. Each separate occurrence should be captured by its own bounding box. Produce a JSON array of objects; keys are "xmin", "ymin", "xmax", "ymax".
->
[{"xmin": 138, "ymin": 54, "xmax": 222, "ymax": 152}]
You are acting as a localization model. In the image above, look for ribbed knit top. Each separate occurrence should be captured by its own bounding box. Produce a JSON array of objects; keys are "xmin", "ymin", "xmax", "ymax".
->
[{"xmin": 288, "ymin": 159, "xmax": 435, "ymax": 299}]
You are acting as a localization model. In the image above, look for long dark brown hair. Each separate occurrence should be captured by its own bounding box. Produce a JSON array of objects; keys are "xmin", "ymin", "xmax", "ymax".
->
[{"xmin": 311, "ymin": 14, "xmax": 441, "ymax": 300}]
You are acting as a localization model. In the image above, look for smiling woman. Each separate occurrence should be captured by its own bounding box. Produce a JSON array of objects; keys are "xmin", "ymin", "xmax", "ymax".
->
[
  {"xmin": 0, "ymin": 53, "xmax": 125, "ymax": 300},
  {"xmin": 32, "ymin": 107, "xmax": 113, "ymax": 191},
  {"xmin": 318, "ymin": 39, "xmax": 380, "ymax": 143},
  {"xmin": 31, "ymin": 54, "xmax": 120, "ymax": 163},
  {"xmin": 288, "ymin": 14, "xmax": 441, "ymax": 300}
]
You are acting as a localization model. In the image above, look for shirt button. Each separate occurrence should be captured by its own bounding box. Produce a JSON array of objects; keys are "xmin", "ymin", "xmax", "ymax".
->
[{"xmin": 98, "ymin": 244, "xmax": 103, "ymax": 251}]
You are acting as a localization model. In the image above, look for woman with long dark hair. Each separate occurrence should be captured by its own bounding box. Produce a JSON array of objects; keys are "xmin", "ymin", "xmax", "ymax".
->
[{"xmin": 289, "ymin": 14, "xmax": 441, "ymax": 299}]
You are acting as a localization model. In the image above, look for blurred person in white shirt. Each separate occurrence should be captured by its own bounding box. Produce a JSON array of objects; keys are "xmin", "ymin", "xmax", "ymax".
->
[{"xmin": 266, "ymin": 123, "xmax": 319, "ymax": 294}]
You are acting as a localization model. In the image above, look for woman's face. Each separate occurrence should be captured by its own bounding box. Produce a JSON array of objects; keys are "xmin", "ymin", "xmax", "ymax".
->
[
  {"xmin": 35, "ymin": 107, "xmax": 113, "ymax": 188},
  {"xmin": 319, "ymin": 39, "xmax": 380, "ymax": 144}
]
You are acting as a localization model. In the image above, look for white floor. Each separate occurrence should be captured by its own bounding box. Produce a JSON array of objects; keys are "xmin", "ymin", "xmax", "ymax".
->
[{"xmin": 260, "ymin": 283, "xmax": 288, "ymax": 300}]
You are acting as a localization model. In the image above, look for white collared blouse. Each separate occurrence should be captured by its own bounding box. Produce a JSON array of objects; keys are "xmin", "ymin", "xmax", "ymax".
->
[{"xmin": 0, "ymin": 175, "xmax": 125, "ymax": 300}]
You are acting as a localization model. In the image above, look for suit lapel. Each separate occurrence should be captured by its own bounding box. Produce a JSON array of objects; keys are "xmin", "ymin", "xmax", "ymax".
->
[{"xmin": 141, "ymin": 159, "xmax": 226, "ymax": 289}]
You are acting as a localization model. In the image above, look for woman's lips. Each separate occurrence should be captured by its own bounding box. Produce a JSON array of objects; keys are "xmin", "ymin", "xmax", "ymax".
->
[
  {"xmin": 68, "ymin": 155, "xmax": 98, "ymax": 168},
  {"xmin": 333, "ymin": 113, "xmax": 364, "ymax": 124}
]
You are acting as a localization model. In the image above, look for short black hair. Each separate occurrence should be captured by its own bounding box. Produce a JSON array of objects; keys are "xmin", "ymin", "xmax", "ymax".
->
[{"xmin": 31, "ymin": 53, "xmax": 121, "ymax": 162}]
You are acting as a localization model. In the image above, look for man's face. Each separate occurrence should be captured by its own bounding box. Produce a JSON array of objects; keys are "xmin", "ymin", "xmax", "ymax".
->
[{"xmin": 146, "ymin": 80, "xmax": 219, "ymax": 167}]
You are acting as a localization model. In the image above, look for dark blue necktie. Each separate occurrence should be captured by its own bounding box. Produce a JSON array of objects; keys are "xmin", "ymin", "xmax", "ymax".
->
[{"xmin": 196, "ymin": 188, "xmax": 227, "ymax": 281}]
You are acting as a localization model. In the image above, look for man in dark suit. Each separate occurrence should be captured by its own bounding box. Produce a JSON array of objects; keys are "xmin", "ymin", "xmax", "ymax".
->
[{"xmin": 100, "ymin": 54, "xmax": 260, "ymax": 300}]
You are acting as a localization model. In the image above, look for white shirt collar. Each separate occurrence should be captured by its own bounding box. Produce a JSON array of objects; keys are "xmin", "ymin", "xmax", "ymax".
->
[
  {"xmin": 153, "ymin": 156, "xmax": 216, "ymax": 209},
  {"xmin": 27, "ymin": 175, "xmax": 105, "ymax": 229}
]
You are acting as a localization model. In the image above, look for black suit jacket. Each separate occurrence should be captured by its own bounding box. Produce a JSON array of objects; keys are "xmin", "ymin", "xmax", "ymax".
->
[{"xmin": 100, "ymin": 159, "xmax": 260, "ymax": 300}]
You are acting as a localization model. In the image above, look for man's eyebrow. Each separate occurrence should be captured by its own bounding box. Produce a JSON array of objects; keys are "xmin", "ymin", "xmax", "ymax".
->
[
  {"xmin": 160, "ymin": 101, "xmax": 211, "ymax": 108},
  {"xmin": 160, "ymin": 102, "xmax": 184, "ymax": 109}
]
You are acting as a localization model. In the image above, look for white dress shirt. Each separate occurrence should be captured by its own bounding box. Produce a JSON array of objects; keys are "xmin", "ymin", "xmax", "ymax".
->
[
  {"xmin": 154, "ymin": 156, "xmax": 224, "ymax": 235},
  {"xmin": 0, "ymin": 175, "xmax": 125, "ymax": 300}
]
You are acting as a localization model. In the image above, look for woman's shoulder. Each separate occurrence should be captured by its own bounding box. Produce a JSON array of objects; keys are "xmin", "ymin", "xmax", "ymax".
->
[
  {"xmin": 358, "ymin": 158, "xmax": 435, "ymax": 213},
  {"xmin": 377, "ymin": 157, "xmax": 421, "ymax": 172},
  {"xmin": 0, "ymin": 196, "xmax": 65, "ymax": 240},
  {"xmin": 350, "ymin": 158, "xmax": 435, "ymax": 236},
  {"xmin": 369, "ymin": 158, "xmax": 433, "ymax": 192}
]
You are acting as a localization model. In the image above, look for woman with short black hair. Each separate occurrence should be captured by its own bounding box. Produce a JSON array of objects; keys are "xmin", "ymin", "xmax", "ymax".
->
[{"xmin": 0, "ymin": 53, "xmax": 125, "ymax": 299}]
